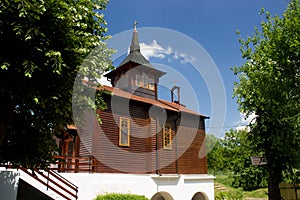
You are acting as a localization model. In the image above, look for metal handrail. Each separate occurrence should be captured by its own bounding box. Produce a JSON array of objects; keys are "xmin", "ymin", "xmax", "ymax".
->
[
  {"xmin": 49, "ymin": 169, "xmax": 78, "ymax": 190},
  {"xmin": 19, "ymin": 167, "xmax": 78, "ymax": 200}
]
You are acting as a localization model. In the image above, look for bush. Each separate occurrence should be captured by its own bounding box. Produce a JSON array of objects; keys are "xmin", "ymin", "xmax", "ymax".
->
[
  {"xmin": 94, "ymin": 193, "xmax": 149, "ymax": 200},
  {"xmin": 215, "ymin": 189, "xmax": 244, "ymax": 200}
]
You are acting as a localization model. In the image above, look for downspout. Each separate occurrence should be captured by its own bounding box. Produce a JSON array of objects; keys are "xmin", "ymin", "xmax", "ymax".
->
[
  {"xmin": 155, "ymin": 116, "xmax": 160, "ymax": 175},
  {"xmin": 174, "ymin": 112, "xmax": 181, "ymax": 174}
]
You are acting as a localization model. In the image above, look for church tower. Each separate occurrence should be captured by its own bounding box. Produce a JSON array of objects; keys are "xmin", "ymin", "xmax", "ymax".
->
[{"xmin": 104, "ymin": 22, "xmax": 166, "ymax": 100}]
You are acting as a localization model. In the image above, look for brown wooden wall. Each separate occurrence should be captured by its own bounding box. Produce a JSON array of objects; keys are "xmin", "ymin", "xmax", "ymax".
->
[
  {"xmin": 76, "ymin": 94, "xmax": 207, "ymax": 174},
  {"xmin": 177, "ymin": 127, "xmax": 207, "ymax": 174}
]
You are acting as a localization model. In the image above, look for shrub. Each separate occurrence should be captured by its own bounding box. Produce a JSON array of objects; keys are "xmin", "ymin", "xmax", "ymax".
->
[
  {"xmin": 215, "ymin": 190, "xmax": 244, "ymax": 200},
  {"xmin": 94, "ymin": 193, "xmax": 149, "ymax": 200}
]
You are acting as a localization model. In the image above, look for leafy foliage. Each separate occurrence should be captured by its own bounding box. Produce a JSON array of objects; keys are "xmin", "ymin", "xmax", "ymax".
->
[
  {"xmin": 0, "ymin": 0, "xmax": 114, "ymax": 169},
  {"xmin": 215, "ymin": 189, "xmax": 244, "ymax": 200},
  {"xmin": 214, "ymin": 182, "xmax": 268, "ymax": 200},
  {"xmin": 207, "ymin": 129, "xmax": 267, "ymax": 190},
  {"xmin": 206, "ymin": 134, "xmax": 226, "ymax": 175},
  {"xmin": 94, "ymin": 193, "xmax": 149, "ymax": 200},
  {"xmin": 233, "ymin": 0, "xmax": 300, "ymax": 198},
  {"xmin": 225, "ymin": 130, "xmax": 267, "ymax": 190}
]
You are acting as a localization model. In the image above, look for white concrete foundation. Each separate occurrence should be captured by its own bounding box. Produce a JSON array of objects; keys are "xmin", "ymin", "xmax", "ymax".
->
[
  {"xmin": 0, "ymin": 167, "xmax": 215, "ymax": 200},
  {"xmin": 60, "ymin": 173, "xmax": 215, "ymax": 200}
]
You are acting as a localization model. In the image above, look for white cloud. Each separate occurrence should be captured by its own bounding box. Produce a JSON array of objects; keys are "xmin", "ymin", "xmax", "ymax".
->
[
  {"xmin": 236, "ymin": 125, "xmax": 250, "ymax": 132},
  {"xmin": 140, "ymin": 40, "xmax": 169, "ymax": 59},
  {"xmin": 97, "ymin": 71, "xmax": 112, "ymax": 86},
  {"xmin": 234, "ymin": 112, "xmax": 257, "ymax": 132},
  {"xmin": 139, "ymin": 40, "xmax": 196, "ymax": 64},
  {"xmin": 179, "ymin": 54, "xmax": 196, "ymax": 64},
  {"xmin": 240, "ymin": 112, "xmax": 257, "ymax": 124}
]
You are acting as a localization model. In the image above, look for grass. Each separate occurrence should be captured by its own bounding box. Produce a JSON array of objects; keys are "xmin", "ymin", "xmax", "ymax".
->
[
  {"xmin": 215, "ymin": 174, "xmax": 234, "ymax": 187},
  {"xmin": 244, "ymin": 188, "xmax": 268, "ymax": 198},
  {"xmin": 214, "ymin": 173, "xmax": 268, "ymax": 199}
]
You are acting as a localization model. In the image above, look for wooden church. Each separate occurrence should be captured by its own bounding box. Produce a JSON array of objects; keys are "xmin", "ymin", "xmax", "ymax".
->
[{"xmin": 54, "ymin": 24, "xmax": 214, "ymax": 200}]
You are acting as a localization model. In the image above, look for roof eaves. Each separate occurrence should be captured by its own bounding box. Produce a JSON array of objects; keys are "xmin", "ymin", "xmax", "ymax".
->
[{"xmin": 98, "ymin": 85, "xmax": 208, "ymax": 118}]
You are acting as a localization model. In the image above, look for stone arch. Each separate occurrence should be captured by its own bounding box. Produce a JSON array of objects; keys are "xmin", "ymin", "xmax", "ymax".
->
[
  {"xmin": 191, "ymin": 192, "xmax": 209, "ymax": 200},
  {"xmin": 151, "ymin": 191, "xmax": 174, "ymax": 200}
]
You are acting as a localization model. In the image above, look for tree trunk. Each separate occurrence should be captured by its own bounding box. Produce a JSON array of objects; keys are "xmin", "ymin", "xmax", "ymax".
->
[{"xmin": 268, "ymin": 167, "xmax": 282, "ymax": 200}]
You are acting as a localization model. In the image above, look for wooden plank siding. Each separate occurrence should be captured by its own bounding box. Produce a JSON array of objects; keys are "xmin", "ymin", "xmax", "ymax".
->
[
  {"xmin": 177, "ymin": 127, "xmax": 207, "ymax": 174},
  {"xmin": 72, "ymin": 93, "xmax": 208, "ymax": 175}
]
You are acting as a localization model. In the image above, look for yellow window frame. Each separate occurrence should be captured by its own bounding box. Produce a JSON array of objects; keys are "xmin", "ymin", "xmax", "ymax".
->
[
  {"xmin": 119, "ymin": 117, "xmax": 130, "ymax": 146},
  {"xmin": 163, "ymin": 124, "xmax": 172, "ymax": 149}
]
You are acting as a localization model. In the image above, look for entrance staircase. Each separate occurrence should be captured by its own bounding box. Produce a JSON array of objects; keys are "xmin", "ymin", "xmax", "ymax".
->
[{"xmin": 19, "ymin": 167, "xmax": 78, "ymax": 200}]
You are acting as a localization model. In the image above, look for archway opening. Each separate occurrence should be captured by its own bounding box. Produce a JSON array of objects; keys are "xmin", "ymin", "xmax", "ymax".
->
[
  {"xmin": 191, "ymin": 192, "xmax": 208, "ymax": 200},
  {"xmin": 151, "ymin": 191, "xmax": 174, "ymax": 200}
]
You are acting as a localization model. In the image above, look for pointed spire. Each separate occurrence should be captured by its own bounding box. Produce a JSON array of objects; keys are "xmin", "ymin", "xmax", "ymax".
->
[{"xmin": 130, "ymin": 21, "xmax": 140, "ymax": 52}]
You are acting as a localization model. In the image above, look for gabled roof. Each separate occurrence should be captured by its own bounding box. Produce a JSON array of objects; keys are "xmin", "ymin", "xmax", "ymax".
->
[{"xmin": 98, "ymin": 85, "xmax": 208, "ymax": 118}]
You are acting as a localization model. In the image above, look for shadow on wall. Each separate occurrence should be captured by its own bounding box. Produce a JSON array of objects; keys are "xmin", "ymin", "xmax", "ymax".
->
[
  {"xmin": 17, "ymin": 179, "xmax": 53, "ymax": 200},
  {"xmin": 0, "ymin": 170, "xmax": 19, "ymax": 200}
]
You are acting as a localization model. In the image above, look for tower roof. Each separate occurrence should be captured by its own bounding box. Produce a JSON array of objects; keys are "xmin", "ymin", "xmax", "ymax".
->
[
  {"xmin": 118, "ymin": 50, "xmax": 153, "ymax": 68},
  {"xmin": 117, "ymin": 22, "xmax": 153, "ymax": 68},
  {"xmin": 105, "ymin": 22, "xmax": 166, "ymax": 80}
]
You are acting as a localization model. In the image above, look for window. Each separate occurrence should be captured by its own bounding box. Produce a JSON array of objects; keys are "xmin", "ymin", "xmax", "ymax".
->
[
  {"xmin": 136, "ymin": 74, "xmax": 143, "ymax": 87},
  {"xmin": 143, "ymin": 73, "xmax": 148, "ymax": 88},
  {"xmin": 163, "ymin": 124, "xmax": 172, "ymax": 149},
  {"xmin": 119, "ymin": 118, "xmax": 130, "ymax": 146},
  {"xmin": 136, "ymin": 73, "xmax": 155, "ymax": 90},
  {"xmin": 149, "ymin": 78, "xmax": 155, "ymax": 90}
]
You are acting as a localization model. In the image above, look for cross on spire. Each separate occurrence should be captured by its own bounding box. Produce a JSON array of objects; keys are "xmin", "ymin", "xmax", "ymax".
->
[
  {"xmin": 130, "ymin": 21, "xmax": 140, "ymax": 52},
  {"xmin": 133, "ymin": 21, "xmax": 138, "ymax": 31}
]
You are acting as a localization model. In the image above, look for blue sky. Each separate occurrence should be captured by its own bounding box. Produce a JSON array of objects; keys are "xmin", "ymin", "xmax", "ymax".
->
[{"xmin": 102, "ymin": 0, "xmax": 289, "ymax": 136}]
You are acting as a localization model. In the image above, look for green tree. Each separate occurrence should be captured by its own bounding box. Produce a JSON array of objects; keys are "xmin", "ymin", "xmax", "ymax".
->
[
  {"xmin": 233, "ymin": 0, "xmax": 300, "ymax": 198},
  {"xmin": 206, "ymin": 134, "xmax": 225, "ymax": 174},
  {"xmin": 226, "ymin": 129, "xmax": 267, "ymax": 191},
  {"xmin": 0, "ymin": 0, "xmax": 114, "ymax": 169},
  {"xmin": 207, "ymin": 129, "xmax": 267, "ymax": 190}
]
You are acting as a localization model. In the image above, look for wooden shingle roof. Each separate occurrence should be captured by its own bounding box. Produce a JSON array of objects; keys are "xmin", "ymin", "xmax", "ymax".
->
[{"xmin": 118, "ymin": 50, "xmax": 154, "ymax": 68}]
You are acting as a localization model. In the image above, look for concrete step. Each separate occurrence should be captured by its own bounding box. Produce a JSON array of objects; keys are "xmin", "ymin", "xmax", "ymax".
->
[{"xmin": 214, "ymin": 183, "xmax": 229, "ymax": 192}]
